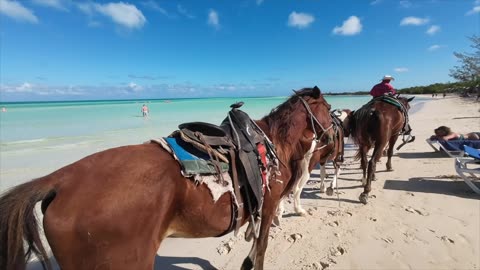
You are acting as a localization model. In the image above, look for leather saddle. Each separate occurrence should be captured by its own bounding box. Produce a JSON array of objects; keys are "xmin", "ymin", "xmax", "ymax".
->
[{"xmin": 172, "ymin": 102, "xmax": 277, "ymax": 236}]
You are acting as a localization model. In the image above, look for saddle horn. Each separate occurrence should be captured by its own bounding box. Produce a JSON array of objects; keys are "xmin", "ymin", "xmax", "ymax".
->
[{"xmin": 230, "ymin": 102, "xmax": 244, "ymax": 109}]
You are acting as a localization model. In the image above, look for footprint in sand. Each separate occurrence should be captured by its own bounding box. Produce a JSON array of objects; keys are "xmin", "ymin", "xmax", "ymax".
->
[
  {"xmin": 328, "ymin": 221, "xmax": 340, "ymax": 227},
  {"xmin": 287, "ymin": 233, "xmax": 303, "ymax": 243},
  {"xmin": 216, "ymin": 237, "xmax": 237, "ymax": 255},
  {"xmin": 329, "ymin": 245, "xmax": 347, "ymax": 257},
  {"xmin": 405, "ymin": 206, "xmax": 429, "ymax": 216},
  {"xmin": 381, "ymin": 237, "xmax": 394, "ymax": 244},
  {"xmin": 439, "ymin": 236, "xmax": 455, "ymax": 244}
]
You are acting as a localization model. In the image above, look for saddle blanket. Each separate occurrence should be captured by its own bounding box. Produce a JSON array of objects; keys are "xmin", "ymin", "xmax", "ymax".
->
[
  {"xmin": 161, "ymin": 136, "xmax": 229, "ymax": 176},
  {"xmin": 150, "ymin": 138, "xmax": 238, "ymax": 205}
]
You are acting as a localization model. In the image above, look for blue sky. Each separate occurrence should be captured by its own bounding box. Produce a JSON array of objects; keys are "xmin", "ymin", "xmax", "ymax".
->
[{"xmin": 0, "ymin": 0, "xmax": 479, "ymax": 101}]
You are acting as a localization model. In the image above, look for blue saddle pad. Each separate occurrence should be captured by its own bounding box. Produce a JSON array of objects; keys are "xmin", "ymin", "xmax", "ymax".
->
[
  {"xmin": 164, "ymin": 137, "xmax": 229, "ymax": 175},
  {"xmin": 439, "ymin": 140, "xmax": 480, "ymax": 152}
]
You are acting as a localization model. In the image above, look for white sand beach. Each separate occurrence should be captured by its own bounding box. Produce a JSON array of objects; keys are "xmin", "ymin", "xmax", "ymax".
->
[{"xmin": 153, "ymin": 96, "xmax": 480, "ymax": 270}]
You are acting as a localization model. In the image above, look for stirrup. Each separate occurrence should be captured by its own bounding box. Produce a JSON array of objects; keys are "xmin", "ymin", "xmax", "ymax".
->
[{"xmin": 244, "ymin": 216, "xmax": 261, "ymax": 241}]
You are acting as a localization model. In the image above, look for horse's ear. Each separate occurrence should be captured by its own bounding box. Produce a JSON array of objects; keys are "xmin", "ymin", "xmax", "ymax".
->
[
  {"xmin": 407, "ymin": 96, "xmax": 415, "ymax": 102},
  {"xmin": 312, "ymin": 86, "xmax": 321, "ymax": 98}
]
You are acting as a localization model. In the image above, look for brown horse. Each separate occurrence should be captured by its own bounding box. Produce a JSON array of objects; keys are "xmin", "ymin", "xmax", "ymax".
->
[
  {"xmin": 346, "ymin": 95, "xmax": 414, "ymax": 204},
  {"xmin": 277, "ymin": 109, "xmax": 348, "ymax": 218},
  {"xmin": 0, "ymin": 87, "xmax": 333, "ymax": 270}
]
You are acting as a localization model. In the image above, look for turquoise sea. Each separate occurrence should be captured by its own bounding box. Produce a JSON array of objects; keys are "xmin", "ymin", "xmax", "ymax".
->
[{"xmin": 0, "ymin": 95, "xmax": 426, "ymax": 190}]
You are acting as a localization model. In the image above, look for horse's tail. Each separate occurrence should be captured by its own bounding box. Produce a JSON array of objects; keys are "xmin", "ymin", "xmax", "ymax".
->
[
  {"xmin": 353, "ymin": 108, "xmax": 380, "ymax": 160},
  {"xmin": 0, "ymin": 177, "xmax": 55, "ymax": 270}
]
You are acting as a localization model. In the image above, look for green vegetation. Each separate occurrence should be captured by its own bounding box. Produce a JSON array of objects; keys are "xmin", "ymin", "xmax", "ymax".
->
[{"xmin": 397, "ymin": 81, "xmax": 477, "ymax": 95}]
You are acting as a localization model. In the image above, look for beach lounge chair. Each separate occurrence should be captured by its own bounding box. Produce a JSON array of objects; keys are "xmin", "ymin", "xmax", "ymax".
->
[
  {"xmin": 425, "ymin": 139, "xmax": 480, "ymax": 158},
  {"xmin": 426, "ymin": 139, "xmax": 464, "ymax": 157},
  {"xmin": 454, "ymin": 145, "xmax": 480, "ymax": 195}
]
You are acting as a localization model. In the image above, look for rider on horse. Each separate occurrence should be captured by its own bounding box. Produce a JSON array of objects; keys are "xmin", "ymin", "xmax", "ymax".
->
[{"xmin": 370, "ymin": 75, "xmax": 396, "ymax": 97}]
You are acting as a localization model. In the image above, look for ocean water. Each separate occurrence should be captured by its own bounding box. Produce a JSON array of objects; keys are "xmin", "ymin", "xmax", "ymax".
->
[{"xmin": 0, "ymin": 95, "xmax": 426, "ymax": 190}]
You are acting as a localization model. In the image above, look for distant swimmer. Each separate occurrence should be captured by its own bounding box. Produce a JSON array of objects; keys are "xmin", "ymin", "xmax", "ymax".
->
[
  {"xmin": 141, "ymin": 104, "xmax": 149, "ymax": 118},
  {"xmin": 1, "ymin": 107, "xmax": 6, "ymax": 112}
]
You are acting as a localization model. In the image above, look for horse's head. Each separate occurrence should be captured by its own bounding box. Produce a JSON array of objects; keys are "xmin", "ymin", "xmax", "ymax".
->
[
  {"xmin": 396, "ymin": 95, "xmax": 415, "ymax": 111},
  {"xmin": 262, "ymin": 86, "xmax": 333, "ymax": 162},
  {"xmin": 293, "ymin": 86, "xmax": 334, "ymax": 148},
  {"xmin": 339, "ymin": 109, "xmax": 354, "ymax": 137}
]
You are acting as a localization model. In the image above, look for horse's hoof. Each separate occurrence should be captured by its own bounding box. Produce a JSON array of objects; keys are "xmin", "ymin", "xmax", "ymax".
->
[
  {"xmin": 319, "ymin": 185, "xmax": 326, "ymax": 193},
  {"xmin": 295, "ymin": 208, "xmax": 307, "ymax": 216},
  {"xmin": 326, "ymin": 187, "xmax": 334, "ymax": 196},
  {"xmin": 272, "ymin": 216, "xmax": 281, "ymax": 227},
  {"xmin": 387, "ymin": 168, "xmax": 393, "ymax": 172},
  {"xmin": 241, "ymin": 257, "xmax": 254, "ymax": 270},
  {"xmin": 359, "ymin": 193, "xmax": 368, "ymax": 204}
]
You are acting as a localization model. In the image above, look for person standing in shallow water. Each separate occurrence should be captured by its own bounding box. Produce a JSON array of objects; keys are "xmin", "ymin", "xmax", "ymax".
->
[
  {"xmin": 370, "ymin": 75, "xmax": 396, "ymax": 98},
  {"xmin": 141, "ymin": 104, "xmax": 149, "ymax": 118}
]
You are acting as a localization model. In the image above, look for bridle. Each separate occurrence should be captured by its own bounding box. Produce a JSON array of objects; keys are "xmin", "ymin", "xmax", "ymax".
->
[{"xmin": 297, "ymin": 95, "xmax": 333, "ymax": 146}]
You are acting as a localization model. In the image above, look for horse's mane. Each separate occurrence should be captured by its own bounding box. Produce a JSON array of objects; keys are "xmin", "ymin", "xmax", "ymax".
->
[
  {"xmin": 261, "ymin": 87, "xmax": 319, "ymax": 161},
  {"xmin": 261, "ymin": 87, "xmax": 323, "ymax": 195}
]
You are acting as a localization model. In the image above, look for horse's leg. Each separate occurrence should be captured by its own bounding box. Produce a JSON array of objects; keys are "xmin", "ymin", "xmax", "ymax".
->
[
  {"xmin": 273, "ymin": 199, "xmax": 285, "ymax": 226},
  {"xmin": 360, "ymin": 146, "xmax": 369, "ymax": 186},
  {"xmin": 293, "ymin": 151, "xmax": 313, "ymax": 216},
  {"xmin": 326, "ymin": 161, "xmax": 340, "ymax": 196},
  {"xmin": 360, "ymin": 140, "xmax": 386, "ymax": 204},
  {"xmin": 386, "ymin": 134, "xmax": 399, "ymax": 171},
  {"xmin": 241, "ymin": 190, "xmax": 281, "ymax": 270},
  {"xmin": 319, "ymin": 162, "xmax": 327, "ymax": 193}
]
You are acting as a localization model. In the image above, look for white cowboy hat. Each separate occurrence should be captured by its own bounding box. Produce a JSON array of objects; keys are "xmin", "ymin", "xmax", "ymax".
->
[{"xmin": 382, "ymin": 75, "xmax": 394, "ymax": 81}]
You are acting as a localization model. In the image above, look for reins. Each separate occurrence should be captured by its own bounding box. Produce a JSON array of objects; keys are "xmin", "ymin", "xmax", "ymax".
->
[{"xmin": 296, "ymin": 95, "xmax": 333, "ymax": 144}]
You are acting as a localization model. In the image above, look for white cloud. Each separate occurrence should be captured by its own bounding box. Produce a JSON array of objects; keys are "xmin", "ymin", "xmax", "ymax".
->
[
  {"xmin": 141, "ymin": 0, "xmax": 168, "ymax": 16},
  {"xmin": 0, "ymin": 0, "xmax": 39, "ymax": 23},
  {"xmin": 332, "ymin": 16, "xmax": 362, "ymax": 36},
  {"xmin": 394, "ymin": 67, "xmax": 409, "ymax": 73},
  {"xmin": 399, "ymin": 0, "xmax": 412, "ymax": 8},
  {"xmin": 127, "ymin": 82, "xmax": 143, "ymax": 92},
  {"xmin": 256, "ymin": 0, "xmax": 264, "ymax": 5},
  {"xmin": 466, "ymin": 6, "xmax": 480, "ymax": 15},
  {"xmin": 94, "ymin": 2, "xmax": 146, "ymax": 29},
  {"xmin": 207, "ymin": 9, "xmax": 220, "ymax": 29},
  {"xmin": 32, "ymin": 0, "xmax": 68, "ymax": 11},
  {"xmin": 77, "ymin": 2, "xmax": 94, "ymax": 15},
  {"xmin": 400, "ymin": 16, "xmax": 429, "ymax": 26},
  {"xmin": 428, "ymin": 44, "xmax": 445, "ymax": 51},
  {"xmin": 370, "ymin": 0, "xmax": 382, "ymax": 5},
  {"xmin": 426, "ymin": 25, "xmax": 440, "ymax": 35},
  {"xmin": 287, "ymin": 11, "xmax": 315, "ymax": 29},
  {"xmin": 475, "ymin": 0, "xmax": 480, "ymax": 5},
  {"xmin": 177, "ymin": 4, "xmax": 194, "ymax": 19},
  {"xmin": 17, "ymin": 82, "xmax": 34, "ymax": 92}
]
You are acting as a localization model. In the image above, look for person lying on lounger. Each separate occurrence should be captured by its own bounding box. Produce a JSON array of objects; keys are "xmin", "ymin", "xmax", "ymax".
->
[{"xmin": 430, "ymin": 126, "xmax": 480, "ymax": 141}]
